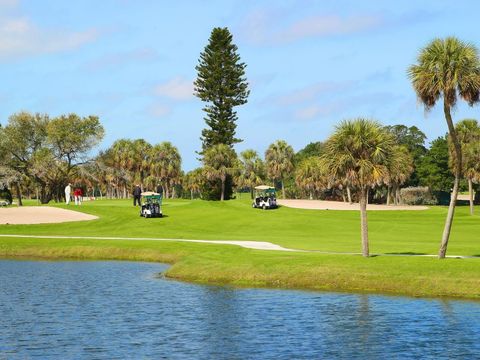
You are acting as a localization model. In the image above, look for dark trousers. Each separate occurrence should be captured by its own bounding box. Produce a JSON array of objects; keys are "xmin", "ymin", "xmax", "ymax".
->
[{"xmin": 134, "ymin": 195, "xmax": 141, "ymax": 206}]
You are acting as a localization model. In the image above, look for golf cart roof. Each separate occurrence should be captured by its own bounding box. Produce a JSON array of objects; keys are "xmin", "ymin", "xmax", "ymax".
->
[
  {"xmin": 254, "ymin": 185, "xmax": 275, "ymax": 190},
  {"xmin": 141, "ymin": 191, "xmax": 161, "ymax": 196}
]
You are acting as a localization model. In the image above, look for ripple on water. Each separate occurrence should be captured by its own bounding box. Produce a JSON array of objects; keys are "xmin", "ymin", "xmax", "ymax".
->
[{"xmin": 0, "ymin": 260, "xmax": 479, "ymax": 359}]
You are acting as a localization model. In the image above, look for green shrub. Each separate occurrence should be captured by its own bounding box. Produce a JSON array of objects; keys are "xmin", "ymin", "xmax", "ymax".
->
[{"xmin": 400, "ymin": 187, "xmax": 437, "ymax": 205}]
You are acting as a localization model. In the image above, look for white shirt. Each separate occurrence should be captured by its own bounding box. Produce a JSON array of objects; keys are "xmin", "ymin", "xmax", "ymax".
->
[{"xmin": 65, "ymin": 185, "xmax": 71, "ymax": 194}]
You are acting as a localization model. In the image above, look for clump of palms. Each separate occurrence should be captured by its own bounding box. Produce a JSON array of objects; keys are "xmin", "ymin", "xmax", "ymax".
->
[
  {"xmin": 203, "ymin": 144, "xmax": 238, "ymax": 201},
  {"xmin": 385, "ymin": 145, "xmax": 414, "ymax": 205},
  {"xmin": 151, "ymin": 142, "xmax": 182, "ymax": 198},
  {"xmin": 237, "ymin": 149, "xmax": 265, "ymax": 199},
  {"xmin": 449, "ymin": 119, "xmax": 480, "ymax": 215},
  {"xmin": 295, "ymin": 157, "xmax": 329, "ymax": 199},
  {"xmin": 323, "ymin": 118, "xmax": 396, "ymax": 257},
  {"xmin": 184, "ymin": 168, "xmax": 204, "ymax": 200},
  {"xmin": 408, "ymin": 37, "xmax": 480, "ymax": 258},
  {"xmin": 265, "ymin": 140, "xmax": 294, "ymax": 199}
]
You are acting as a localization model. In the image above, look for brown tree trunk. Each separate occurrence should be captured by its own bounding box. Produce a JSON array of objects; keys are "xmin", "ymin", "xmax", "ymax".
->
[
  {"xmin": 386, "ymin": 186, "xmax": 391, "ymax": 205},
  {"xmin": 468, "ymin": 178, "xmax": 474, "ymax": 216},
  {"xmin": 359, "ymin": 187, "xmax": 369, "ymax": 257},
  {"xmin": 221, "ymin": 179, "xmax": 225, "ymax": 201},
  {"xmin": 281, "ymin": 180, "xmax": 285, "ymax": 199},
  {"xmin": 15, "ymin": 182, "xmax": 23, "ymax": 206},
  {"xmin": 190, "ymin": 189, "xmax": 194, "ymax": 200},
  {"xmin": 347, "ymin": 185, "xmax": 353, "ymax": 204},
  {"xmin": 439, "ymin": 102, "xmax": 462, "ymax": 259}
]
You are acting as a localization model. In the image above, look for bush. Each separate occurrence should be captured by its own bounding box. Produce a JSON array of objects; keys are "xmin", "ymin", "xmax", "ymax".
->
[{"xmin": 400, "ymin": 187, "xmax": 436, "ymax": 205}]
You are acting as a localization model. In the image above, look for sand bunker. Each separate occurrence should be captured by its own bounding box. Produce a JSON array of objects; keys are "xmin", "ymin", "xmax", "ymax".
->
[
  {"xmin": 277, "ymin": 199, "xmax": 428, "ymax": 211},
  {"xmin": 0, "ymin": 206, "xmax": 98, "ymax": 225}
]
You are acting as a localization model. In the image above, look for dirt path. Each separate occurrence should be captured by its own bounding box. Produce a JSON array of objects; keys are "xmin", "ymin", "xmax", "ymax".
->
[
  {"xmin": 0, "ymin": 207, "xmax": 98, "ymax": 224},
  {"xmin": 278, "ymin": 199, "xmax": 429, "ymax": 211}
]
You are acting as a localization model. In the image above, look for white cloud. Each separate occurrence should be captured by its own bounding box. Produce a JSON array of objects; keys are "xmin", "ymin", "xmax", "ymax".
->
[
  {"xmin": 154, "ymin": 77, "xmax": 193, "ymax": 101},
  {"xmin": 279, "ymin": 14, "xmax": 383, "ymax": 43},
  {"xmin": 239, "ymin": 8, "xmax": 383, "ymax": 45},
  {"xmin": 0, "ymin": 5, "xmax": 100, "ymax": 61},
  {"xmin": 148, "ymin": 104, "xmax": 171, "ymax": 118}
]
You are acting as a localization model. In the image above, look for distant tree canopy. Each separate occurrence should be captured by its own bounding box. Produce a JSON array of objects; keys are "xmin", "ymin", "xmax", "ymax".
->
[
  {"xmin": 0, "ymin": 112, "xmax": 104, "ymax": 204},
  {"xmin": 417, "ymin": 136, "xmax": 453, "ymax": 192},
  {"xmin": 294, "ymin": 142, "xmax": 325, "ymax": 164}
]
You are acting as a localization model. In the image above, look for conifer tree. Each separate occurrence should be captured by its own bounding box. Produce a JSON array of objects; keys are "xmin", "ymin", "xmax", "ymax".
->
[{"xmin": 194, "ymin": 27, "xmax": 249, "ymax": 153}]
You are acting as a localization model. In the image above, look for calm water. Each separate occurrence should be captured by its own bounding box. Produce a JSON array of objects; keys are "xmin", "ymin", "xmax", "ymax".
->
[{"xmin": 1, "ymin": 260, "xmax": 479, "ymax": 359}]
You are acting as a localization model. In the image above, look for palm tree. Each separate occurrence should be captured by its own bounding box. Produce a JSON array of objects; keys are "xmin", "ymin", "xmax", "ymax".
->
[
  {"xmin": 450, "ymin": 119, "xmax": 480, "ymax": 215},
  {"xmin": 408, "ymin": 37, "xmax": 480, "ymax": 258},
  {"xmin": 265, "ymin": 140, "xmax": 294, "ymax": 199},
  {"xmin": 237, "ymin": 149, "xmax": 265, "ymax": 199},
  {"xmin": 184, "ymin": 168, "xmax": 204, "ymax": 199},
  {"xmin": 203, "ymin": 144, "xmax": 237, "ymax": 201},
  {"xmin": 151, "ymin": 142, "xmax": 182, "ymax": 198},
  {"xmin": 323, "ymin": 118, "xmax": 396, "ymax": 257},
  {"xmin": 295, "ymin": 156, "xmax": 328, "ymax": 199},
  {"xmin": 385, "ymin": 145, "xmax": 414, "ymax": 205}
]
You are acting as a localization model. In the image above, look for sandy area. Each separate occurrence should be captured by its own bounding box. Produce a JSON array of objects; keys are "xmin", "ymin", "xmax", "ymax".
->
[
  {"xmin": 0, "ymin": 206, "xmax": 98, "ymax": 225},
  {"xmin": 278, "ymin": 199, "xmax": 428, "ymax": 211}
]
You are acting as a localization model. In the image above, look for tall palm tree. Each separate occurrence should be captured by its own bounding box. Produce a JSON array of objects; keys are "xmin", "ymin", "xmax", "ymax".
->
[
  {"xmin": 450, "ymin": 119, "xmax": 480, "ymax": 215},
  {"xmin": 203, "ymin": 144, "xmax": 237, "ymax": 201},
  {"xmin": 408, "ymin": 37, "xmax": 480, "ymax": 258},
  {"xmin": 237, "ymin": 149, "xmax": 265, "ymax": 199},
  {"xmin": 323, "ymin": 118, "xmax": 396, "ymax": 257},
  {"xmin": 265, "ymin": 140, "xmax": 294, "ymax": 199}
]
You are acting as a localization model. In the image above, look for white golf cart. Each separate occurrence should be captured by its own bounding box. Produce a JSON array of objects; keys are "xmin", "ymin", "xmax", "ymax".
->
[{"xmin": 252, "ymin": 185, "xmax": 277, "ymax": 210}]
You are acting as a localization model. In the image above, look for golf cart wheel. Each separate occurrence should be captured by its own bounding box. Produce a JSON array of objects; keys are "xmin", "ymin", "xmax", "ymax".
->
[{"xmin": 262, "ymin": 204, "xmax": 267, "ymax": 210}]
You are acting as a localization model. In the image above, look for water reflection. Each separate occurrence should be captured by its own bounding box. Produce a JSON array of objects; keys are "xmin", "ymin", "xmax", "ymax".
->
[{"xmin": 0, "ymin": 260, "xmax": 479, "ymax": 359}]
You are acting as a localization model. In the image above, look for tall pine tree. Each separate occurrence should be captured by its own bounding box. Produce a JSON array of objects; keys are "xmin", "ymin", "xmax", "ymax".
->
[{"xmin": 194, "ymin": 27, "xmax": 249, "ymax": 153}]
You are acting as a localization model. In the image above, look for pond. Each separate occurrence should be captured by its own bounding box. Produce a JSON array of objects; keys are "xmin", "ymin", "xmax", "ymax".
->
[{"xmin": 1, "ymin": 260, "xmax": 479, "ymax": 359}]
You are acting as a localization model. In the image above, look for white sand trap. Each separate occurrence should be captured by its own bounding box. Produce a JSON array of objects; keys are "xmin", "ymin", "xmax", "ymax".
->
[
  {"xmin": 278, "ymin": 199, "xmax": 428, "ymax": 211},
  {"xmin": 0, "ymin": 206, "xmax": 98, "ymax": 225}
]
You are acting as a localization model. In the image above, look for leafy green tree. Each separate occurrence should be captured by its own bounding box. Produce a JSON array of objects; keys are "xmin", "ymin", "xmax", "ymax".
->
[
  {"xmin": 417, "ymin": 136, "xmax": 453, "ymax": 192},
  {"xmin": 203, "ymin": 144, "xmax": 238, "ymax": 201},
  {"xmin": 265, "ymin": 140, "xmax": 295, "ymax": 199},
  {"xmin": 294, "ymin": 142, "xmax": 325, "ymax": 164},
  {"xmin": 408, "ymin": 37, "xmax": 480, "ymax": 258},
  {"xmin": 384, "ymin": 145, "xmax": 414, "ymax": 205},
  {"xmin": 194, "ymin": 27, "xmax": 249, "ymax": 152},
  {"xmin": 323, "ymin": 118, "xmax": 396, "ymax": 257}
]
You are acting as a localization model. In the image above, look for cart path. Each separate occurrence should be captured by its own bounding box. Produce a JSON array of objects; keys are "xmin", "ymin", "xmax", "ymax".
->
[{"xmin": 0, "ymin": 234, "xmax": 478, "ymax": 259}]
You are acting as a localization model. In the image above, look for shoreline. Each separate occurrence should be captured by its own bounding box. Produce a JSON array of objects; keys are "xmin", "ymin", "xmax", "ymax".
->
[{"xmin": 1, "ymin": 237, "xmax": 479, "ymax": 301}]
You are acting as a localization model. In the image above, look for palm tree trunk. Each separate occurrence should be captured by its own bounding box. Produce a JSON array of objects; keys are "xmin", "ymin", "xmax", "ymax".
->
[
  {"xmin": 439, "ymin": 102, "xmax": 462, "ymax": 259},
  {"xmin": 281, "ymin": 180, "xmax": 285, "ymax": 199},
  {"xmin": 347, "ymin": 185, "xmax": 352, "ymax": 204},
  {"xmin": 221, "ymin": 179, "xmax": 225, "ymax": 201},
  {"xmin": 190, "ymin": 189, "xmax": 194, "ymax": 200},
  {"xmin": 468, "ymin": 178, "xmax": 474, "ymax": 215},
  {"xmin": 386, "ymin": 186, "xmax": 391, "ymax": 205},
  {"xmin": 359, "ymin": 187, "xmax": 369, "ymax": 257}
]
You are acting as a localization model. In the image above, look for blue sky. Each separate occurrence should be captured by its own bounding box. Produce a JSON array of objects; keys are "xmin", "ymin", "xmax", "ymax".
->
[{"xmin": 1, "ymin": 0, "xmax": 480, "ymax": 170}]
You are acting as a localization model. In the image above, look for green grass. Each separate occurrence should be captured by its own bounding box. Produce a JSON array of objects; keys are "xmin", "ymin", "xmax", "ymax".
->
[{"xmin": 1, "ymin": 198, "xmax": 479, "ymax": 299}]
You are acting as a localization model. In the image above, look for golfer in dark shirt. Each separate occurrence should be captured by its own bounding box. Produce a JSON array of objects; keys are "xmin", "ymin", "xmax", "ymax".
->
[{"xmin": 133, "ymin": 185, "xmax": 142, "ymax": 206}]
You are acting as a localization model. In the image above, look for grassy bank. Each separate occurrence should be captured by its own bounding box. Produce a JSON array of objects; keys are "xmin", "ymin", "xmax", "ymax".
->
[{"xmin": 1, "ymin": 198, "xmax": 479, "ymax": 299}]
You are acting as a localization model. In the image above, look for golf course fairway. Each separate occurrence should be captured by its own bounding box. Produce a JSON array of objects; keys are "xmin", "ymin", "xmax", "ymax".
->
[{"xmin": 0, "ymin": 198, "xmax": 479, "ymax": 299}]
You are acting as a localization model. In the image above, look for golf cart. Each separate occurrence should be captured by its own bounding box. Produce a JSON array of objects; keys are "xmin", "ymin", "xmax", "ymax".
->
[
  {"xmin": 140, "ymin": 191, "xmax": 163, "ymax": 218},
  {"xmin": 252, "ymin": 185, "xmax": 277, "ymax": 210}
]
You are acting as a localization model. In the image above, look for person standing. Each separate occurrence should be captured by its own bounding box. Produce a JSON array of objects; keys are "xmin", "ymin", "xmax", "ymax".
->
[
  {"xmin": 65, "ymin": 183, "xmax": 72, "ymax": 205},
  {"xmin": 74, "ymin": 187, "xmax": 83, "ymax": 205},
  {"xmin": 133, "ymin": 184, "xmax": 142, "ymax": 206},
  {"xmin": 156, "ymin": 183, "xmax": 163, "ymax": 196}
]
